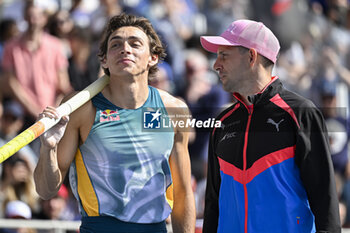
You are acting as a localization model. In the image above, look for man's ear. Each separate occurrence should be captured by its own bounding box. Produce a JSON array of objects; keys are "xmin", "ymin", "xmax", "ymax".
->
[
  {"xmin": 249, "ymin": 48, "xmax": 258, "ymax": 68},
  {"xmin": 148, "ymin": 54, "xmax": 159, "ymax": 67},
  {"xmin": 101, "ymin": 58, "xmax": 108, "ymax": 69}
]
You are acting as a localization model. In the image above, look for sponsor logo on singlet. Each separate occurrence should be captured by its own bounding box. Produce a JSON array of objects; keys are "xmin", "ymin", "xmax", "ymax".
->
[{"xmin": 100, "ymin": 109, "xmax": 120, "ymax": 122}]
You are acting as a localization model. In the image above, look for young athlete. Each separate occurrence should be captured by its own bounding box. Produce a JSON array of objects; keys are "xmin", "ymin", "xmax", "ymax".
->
[{"xmin": 34, "ymin": 14, "xmax": 195, "ymax": 233}]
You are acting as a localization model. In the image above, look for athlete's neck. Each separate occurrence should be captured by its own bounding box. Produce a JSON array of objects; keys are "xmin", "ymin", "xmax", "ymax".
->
[{"xmin": 102, "ymin": 76, "xmax": 149, "ymax": 109}]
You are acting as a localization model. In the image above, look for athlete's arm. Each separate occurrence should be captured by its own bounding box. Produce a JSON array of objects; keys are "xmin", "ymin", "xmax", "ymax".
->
[
  {"xmin": 159, "ymin": 90, "xmax": 196, "ymax": 233},
  {"xmin": 170, "ymin": 105, "xmax": 196, "ymax": 233},
  {"xmin": 34, "ymin": 95, "xmax": 82, "ymax": 200}
]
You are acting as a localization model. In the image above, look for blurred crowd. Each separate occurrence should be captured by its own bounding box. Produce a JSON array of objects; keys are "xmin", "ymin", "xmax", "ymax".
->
[{"xmin": 0, "ymin": 0, "xmax": 349, "ymax": 231}]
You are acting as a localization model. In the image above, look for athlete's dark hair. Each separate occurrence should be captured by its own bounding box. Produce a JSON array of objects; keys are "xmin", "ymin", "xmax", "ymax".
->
[{"xmin": 98, "ymin": 13, "xmax": 166, "ymax": 77}]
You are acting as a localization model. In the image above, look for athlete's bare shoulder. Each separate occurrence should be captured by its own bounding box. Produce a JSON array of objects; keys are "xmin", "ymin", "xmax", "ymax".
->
[
  {"xmin": 60, "ymin": 91, "xmax": 95, "ymax": 142},
  {"xmin": 157, "ymin": 88, "xmax": 188, "ymax": 109},
  {"xmin": 156, "ymin": 88, "xmax": 191, "ymax": 128}
]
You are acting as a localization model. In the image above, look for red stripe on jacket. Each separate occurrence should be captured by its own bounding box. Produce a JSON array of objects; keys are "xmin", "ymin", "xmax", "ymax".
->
[
  {"xmin": 270, "ymin": 94, "xmax": 300, "ymax": 129},
  {"xmin": 212, "ymin": 103, "xmax": 240, "ymax": 136},
  {"xmin": 218, "ymin": 146, "xmax": 295, "ymax": 184}
]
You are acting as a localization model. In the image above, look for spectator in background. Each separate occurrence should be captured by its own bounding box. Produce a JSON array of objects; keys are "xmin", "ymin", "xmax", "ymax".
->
[
  {"xmin": 89, "ymin": 0, "xmax": 123, "ymax": 41},
  {"xmin": 140, "ymin": 1, "xmax": 188, "ymax": 92},
  {"xmin": 319, "ymin": 46, "xmax": 350, "ymax": 112},
  {"xmin": 179, "ymin": 49, "xmax": 230, "ymax": 181},
  {"xmin": 204, "ymin": 0, "xmax": 240, "ymax": 36},
  {"xmin": 0, "ymin": 153, "xmax": 39, "ymax": 218},
  {"xmin": 0, "ymin": 0, "xmax": 29, "ymax": 32},
  {"xmin": 34, "ymin": 184, "xmax": 73, "ymax": 221},
  {"xmin": 5, "ymin": 200, "xmax": 32, "ymax": 220},
  {"xmin": 0, "ymin": 100, "xmax": 37, "ymax": 166},
  {"xmin": 1, "ymin": 2, "xmax": 72, "ymax": 121},
  {"xmin": 0, "ymin": 18, "xmax": 19, "ymax": 64},
  {"xmin": 0, "ymin": 0, "xmax": 59, "ymax": 32},
  {"xmin": 67, "ymin": 26, "xmax": 100, "ymax": 91},
  {"xmin": 148, "ymin": 61, "xmax": 174, "ymax": 93},
  {"xmin": 33, "ymin": 183, "xmax": 80, "ymax": 233},
  {"xmin": 324, "ymin": 0, "xmax": 349, "ymax": 27},
  {"xmin": 69, "ymin": 0, "xmax": 99, "ymax": 29},
  {"xmin": 1, "ymin": 200, "xmax": 36, "ymax": 233},
  {"xmin": 319, "ymin": 78, "xmax": 349, "ymax": 226},
  {"xmin": 0, "ymin": 18, "xmax": 19, "ymax": 110},
  {"xmin": 250, "ymin": 0, "xmax": 309, "ymax": 50},
  {"xmin": 0, "ymin": 101, "xmax": 27, "ymax": 141},
  {"xmin": 46, "ymin": 9, "xmax": 74, "ymax": 58},
  {"xmin": 309, "ymin": 47, "xmax": 350, "ymax": 109},
  {"xmin": 162, "ymin": 0, "xmax": 197, "ymax": 41}
]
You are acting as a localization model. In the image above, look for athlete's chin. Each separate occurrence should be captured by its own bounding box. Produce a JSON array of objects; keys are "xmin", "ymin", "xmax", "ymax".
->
[{"xmin": 109, "ymin": 70, "xmax": 132, "ymax": 78}]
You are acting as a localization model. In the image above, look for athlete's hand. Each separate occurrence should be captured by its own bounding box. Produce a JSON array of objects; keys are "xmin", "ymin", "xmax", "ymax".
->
[{"xmin": 38, "ymin": 106, "xmax": 69, "ymax": 149}]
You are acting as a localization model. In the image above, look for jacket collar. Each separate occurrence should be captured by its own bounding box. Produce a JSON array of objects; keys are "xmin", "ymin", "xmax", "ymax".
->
[
  {"xmin": 248, "ymin": 76, "xmax": 282, "ymax": 105},
  {"xmin": 233, "ymin": 76, "xmax": 282, "ymax": 106}
]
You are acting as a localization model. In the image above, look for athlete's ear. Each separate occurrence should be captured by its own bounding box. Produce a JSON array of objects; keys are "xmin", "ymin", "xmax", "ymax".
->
[
  {"xmin": 101, "ymin": 57, "xmax": 108, "ymax": 69},
  {"xmin": 148, "ymin": 54, "xmax": 158, "ymax": 67}
]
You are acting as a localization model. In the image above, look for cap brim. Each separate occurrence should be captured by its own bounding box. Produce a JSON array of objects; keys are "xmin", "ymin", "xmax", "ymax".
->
[{"xmin": 200, "ymin": 36, "xmax": 238, "ymax": 53}]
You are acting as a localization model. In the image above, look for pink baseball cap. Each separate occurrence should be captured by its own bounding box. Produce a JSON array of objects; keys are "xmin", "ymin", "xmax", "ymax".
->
[{"xmin": 200, "ymin": 19, "xmax": 280, "ymax": 63}]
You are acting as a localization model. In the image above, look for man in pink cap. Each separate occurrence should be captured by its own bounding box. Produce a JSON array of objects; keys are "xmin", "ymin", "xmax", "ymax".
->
[{"xmin": 201, "ymin": 19, "xmax": 341, "ymax": 233}]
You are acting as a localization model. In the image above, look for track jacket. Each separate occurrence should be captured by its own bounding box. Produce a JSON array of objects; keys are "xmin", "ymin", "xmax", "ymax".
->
[{"xmin": 203, "ymin": 77, "xmax": 341, "ymax": 233}]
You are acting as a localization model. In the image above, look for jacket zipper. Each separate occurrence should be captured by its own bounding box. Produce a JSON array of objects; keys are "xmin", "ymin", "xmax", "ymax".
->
[
  {"xmin": 232, "ymin": 93, "xmax": 254, "ymax": 233},
  {"xmin": 243, "ymin": 105, "xmax": 253, "ymax": 233}
]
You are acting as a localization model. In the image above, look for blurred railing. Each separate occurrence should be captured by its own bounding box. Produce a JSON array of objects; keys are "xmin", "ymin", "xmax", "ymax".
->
[
  {"xmin": 0, "ymin": 219, "xmax": 80, "ymax": 233},
  {"xmin": 0, "ymin": 219, "xmax": 174, "ymax": 233},
  {"xmin": 0, "ymin": 219, "xmax": 349, "ymax": 233}
]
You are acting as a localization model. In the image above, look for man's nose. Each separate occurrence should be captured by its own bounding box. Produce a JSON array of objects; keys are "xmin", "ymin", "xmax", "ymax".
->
[
  {"xmin": 213, "ymin": 59, "xmax": 221, "ymax": 72},
  {"xmin": 120, "ymin": 42, "xmax": 132, "ymax": 54}
]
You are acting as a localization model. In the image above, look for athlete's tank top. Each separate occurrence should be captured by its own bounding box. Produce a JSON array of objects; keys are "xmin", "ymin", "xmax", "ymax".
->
[{"xmin": 69, "ymin": 86, "xmax": 175, "ymax": 223}]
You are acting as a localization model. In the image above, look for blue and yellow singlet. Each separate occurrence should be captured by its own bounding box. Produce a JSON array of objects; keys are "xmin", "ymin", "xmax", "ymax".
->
[{"xmin": 69, "ymin": 86, "xmax": 174, "ymax": 224}]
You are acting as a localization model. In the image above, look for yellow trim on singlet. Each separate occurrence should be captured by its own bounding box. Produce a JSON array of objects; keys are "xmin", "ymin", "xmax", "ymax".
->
[
  {"xmin": 166, "ymin": 182, "xmax": 174, "ymax": 209},
  {"xmin": 75, "ymin": 149, "xmax": 99, "ymax": 216}
]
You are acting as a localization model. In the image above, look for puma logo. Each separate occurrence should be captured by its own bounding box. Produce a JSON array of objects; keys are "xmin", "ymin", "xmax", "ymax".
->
[{"xmin": 267, "ymin": 118, "xmax": 284, "ymax": 132}]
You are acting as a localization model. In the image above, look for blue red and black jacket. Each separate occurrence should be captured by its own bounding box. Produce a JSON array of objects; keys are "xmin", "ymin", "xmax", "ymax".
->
[{"xmin": 203, "ymin": 77, "xmax": 341, "ymax": 233}]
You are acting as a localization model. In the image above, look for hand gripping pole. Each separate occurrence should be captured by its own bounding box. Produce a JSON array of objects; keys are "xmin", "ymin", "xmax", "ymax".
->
[{"xmin": 0, "ymin": 75, "xmax": 110, "ymax": 163}]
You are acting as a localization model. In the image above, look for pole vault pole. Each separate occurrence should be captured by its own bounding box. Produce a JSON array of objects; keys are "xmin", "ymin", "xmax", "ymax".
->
[{"xmin": 0, "ymin": 75, "xmax": 110, "ymax": 163}]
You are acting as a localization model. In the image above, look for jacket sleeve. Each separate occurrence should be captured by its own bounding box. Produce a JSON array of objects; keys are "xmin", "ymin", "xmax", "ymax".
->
[
  {"xmin": 202, "ymin": 130, "xmax": 221, "ymax": 233},
  {"xmin": 295, "ymin": 105, "xmax": 341, "ymax": 233}
]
